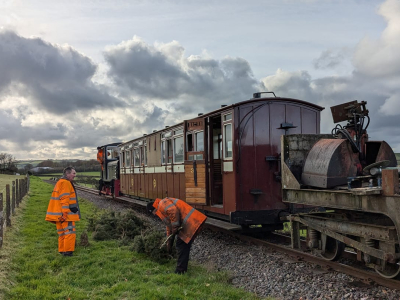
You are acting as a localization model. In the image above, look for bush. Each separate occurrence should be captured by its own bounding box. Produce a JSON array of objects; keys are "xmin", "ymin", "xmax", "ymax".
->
[
  {"xmin": 132, "ymin": 229, "xmax": 176, "ymax": 263},
  {"xmin": 88, "ymin": 210, "xmax": 147, "ymax": 241}
]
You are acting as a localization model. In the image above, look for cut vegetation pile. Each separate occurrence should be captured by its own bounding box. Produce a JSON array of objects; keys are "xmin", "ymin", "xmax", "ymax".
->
[
  {"xmin": 132, "ymin": 229, "xmax": 177, "ymax": 262},
  {"xmin": 86, "ymin": 209, "xmax": 176, "ymax": 262}
]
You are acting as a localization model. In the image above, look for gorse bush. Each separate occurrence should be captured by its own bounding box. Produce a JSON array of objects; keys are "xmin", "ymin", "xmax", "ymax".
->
[
  {"xmin": 87, "ymin": 210, "xmax": 147, "ymax": 241},
  {"xmin": 132, "ymin": 229, "xmax": 177, "ymax": 263}
]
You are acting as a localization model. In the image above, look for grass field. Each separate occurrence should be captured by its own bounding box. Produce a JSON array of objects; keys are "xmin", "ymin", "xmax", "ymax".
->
[
  {"xmin": 0, "ymin": 174, "xmax": 26, "ymax": 195},
  {"xmin": 0, "ymin": 176, "xmax": 267, "ymax": 300},
  {"xmin": 38, "ymin": 172, "xmax": 100, "ymax": 183}
]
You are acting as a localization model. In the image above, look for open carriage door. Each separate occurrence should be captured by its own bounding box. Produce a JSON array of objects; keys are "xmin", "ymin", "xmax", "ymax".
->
[{"xmin": 184, "ymin": 117, "xmax": 208, "ymax": 205}]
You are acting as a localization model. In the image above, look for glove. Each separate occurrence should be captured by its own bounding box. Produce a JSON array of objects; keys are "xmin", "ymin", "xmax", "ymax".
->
[
  {"xmin": 58, "ymin": 212, "xmax": 68, "ymax": 222},
  {"xmin": 166, "ymin": 238, "xmax": 173, "ymax": 254},
  {"xmin": 70, "ymin": 207, "xmax": 78, "ymax": 213},
  {"xmin": 172, "ymin": 226, "xmax": 182, "ymax": 235}
]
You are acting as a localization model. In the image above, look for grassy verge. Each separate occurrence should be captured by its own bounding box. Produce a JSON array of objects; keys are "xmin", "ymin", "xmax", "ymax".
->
[{"xmin": 1, "ymin": 177, "xmax": 266, "ymax": 300}]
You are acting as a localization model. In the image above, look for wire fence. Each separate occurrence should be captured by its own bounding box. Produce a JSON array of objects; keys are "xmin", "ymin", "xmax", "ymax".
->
[{"xmin": 0, "ymin": 175, "xmax": 30, "ymax": 249}]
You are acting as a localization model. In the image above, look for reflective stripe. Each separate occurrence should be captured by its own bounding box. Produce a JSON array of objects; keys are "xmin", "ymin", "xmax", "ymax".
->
[
  {"xmin": 164, "ymin": 203, "xmax": 175, "ymax": 212},
  {"xmin": 58, "ymin": 231, "xmax": 76, "ymax": 236},
  {"xmin": 62, "ymin": 206, "xmax": 69, "ymax": 209},
  {"xmin": 171, "ymin": 221, "xmax": 180, "ymax": 226},
  {"xmin": 70, "ymin": 197, "xmax": 77, "ymax": 200},
  {"xmin": 47, "ymin": 212, "xmax": 63, "ymax": 216},
  {"xmin": 69, "ymin": 204, "xmax": 78, "ymax": 208},
  {"xmin": 59, "ymin": 193, "xmax": 70, "ymax": 198},
  {"xmin": 51, "ymin": 197, "xmax": 60, "ymax": 200},
  {"xmin": 182, "ymin": 208, "xmax": 195, "ymax": 226}
]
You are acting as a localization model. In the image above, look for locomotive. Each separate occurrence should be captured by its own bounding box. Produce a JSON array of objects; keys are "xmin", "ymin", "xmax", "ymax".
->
[{"xmin": 96, "ymin": 93, "xmax": 400, "ymax": 278}]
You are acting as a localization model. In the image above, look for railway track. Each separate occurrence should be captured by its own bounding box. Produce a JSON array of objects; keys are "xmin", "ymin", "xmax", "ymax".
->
[{"xmin": 75, "ymin": 184, "xmax": 400, "ymax": 290}]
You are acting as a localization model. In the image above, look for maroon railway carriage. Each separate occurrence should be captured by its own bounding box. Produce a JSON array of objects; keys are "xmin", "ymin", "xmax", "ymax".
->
[{"xmin": 117, "ymin": 93, "xmax": 324, "ymax": 227}]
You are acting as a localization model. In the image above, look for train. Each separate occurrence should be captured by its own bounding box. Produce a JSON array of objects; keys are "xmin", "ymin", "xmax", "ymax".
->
[{"xmin": 96, "ymin": 93, "xmax": 400, "ymax": 279}]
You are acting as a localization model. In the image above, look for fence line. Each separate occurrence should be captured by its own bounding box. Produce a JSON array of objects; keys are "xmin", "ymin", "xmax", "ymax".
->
[{"xmin": 0, "ymin": 175, "xmax": 30, "ymax": 249}]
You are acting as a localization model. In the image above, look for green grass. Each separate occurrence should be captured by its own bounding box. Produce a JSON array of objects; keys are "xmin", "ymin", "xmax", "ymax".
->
[
  {"xmin": 1, "ymin": 176, "xmax": 267, "ymax": 300},
  {"xmin": 0, "ymin": 174, "xmax": 26, "ymax": 194}
]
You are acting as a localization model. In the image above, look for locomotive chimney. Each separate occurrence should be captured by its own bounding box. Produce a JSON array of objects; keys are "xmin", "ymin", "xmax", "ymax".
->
[
  {"xmin": 221, "ymin": 105, "xmax": 227, "ymax": 108},
  {"xmin": 198, "ymin": 113, "xmax": 203, "ymax": 116}
]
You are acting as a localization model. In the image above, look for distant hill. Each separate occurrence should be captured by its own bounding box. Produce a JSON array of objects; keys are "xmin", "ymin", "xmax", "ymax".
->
[{"xmin": 16, "ymin": 159, "xmax": 78, "ymax": 169}]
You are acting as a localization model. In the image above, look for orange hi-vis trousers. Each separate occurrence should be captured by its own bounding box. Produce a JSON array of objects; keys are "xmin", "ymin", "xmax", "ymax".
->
[{"xmin": 56, "ymin": 221, "xmax": 76, "ymax": 252}]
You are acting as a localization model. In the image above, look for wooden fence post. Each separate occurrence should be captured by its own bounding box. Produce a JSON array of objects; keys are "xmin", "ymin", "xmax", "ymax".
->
[
  {"xmin": 0, "ymin": 193, "xmax": 3, "ymax": 249},
  {"xmin": 24, "ymin": 178, "xmax": 27, "ymax": 197},
  {"xmin": 12, "ymin": 181, "xmax": 15, "ymax": 214},
  {"xmin": 15, "ymin": 180, "xmax": 19, "ymax": 208},
  {"xmin": 6, "ymin": 184, "xmax": 11, "ymax": 227},
  {"xmin": 16, "ymin": 179, "xmax": 20, "ymax": 205},
  {"xmin": 20, "ymin": 179, "xmax": 24, "ymax": 200}
]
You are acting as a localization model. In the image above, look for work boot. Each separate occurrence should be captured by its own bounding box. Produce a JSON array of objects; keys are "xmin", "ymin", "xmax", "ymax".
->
[
  {"xmin": 174, "ymin": 269, "xmax": 186, "ymax": 275},
  {"xmin": 63, "ymin": 251, "xmax": 73, "ymax": 256},
  {"xmin": 59, "ymin": 252, "xmax": 65, "ymax": 255}
]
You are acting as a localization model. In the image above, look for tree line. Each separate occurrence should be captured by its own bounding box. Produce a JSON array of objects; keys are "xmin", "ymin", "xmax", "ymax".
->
[
  {"xmin": 0, "ymin": 153, "xmax": 18, "ymax": 174},
  {"xmin": 27, "ymin": 159, "xmax": 101, "ymax": 174},
  {"xmin": 0, "ymin": 152, "xmax": 101, "ymax": 175}
]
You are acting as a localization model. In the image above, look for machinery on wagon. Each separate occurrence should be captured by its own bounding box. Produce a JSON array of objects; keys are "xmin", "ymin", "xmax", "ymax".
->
[
  {"xmin": 96, "ymin": 94, "xmax": 400, "ymax": 278},
  {"xmin": 282, "ymin": 100, "xmax": 399, "ymax": 278}
]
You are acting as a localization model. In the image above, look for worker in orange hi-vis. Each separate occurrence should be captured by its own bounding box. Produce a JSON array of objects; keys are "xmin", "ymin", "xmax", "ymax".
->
[
  {"xmin": 147, "ymin": 197, "xmax": 207, "ymax": 274},
  {"xmin": 45, "ymin": 167, "xmax": 81, "ymax": 256},
  {"xmin": 97, "ymin": 147, "xmax": 104, "ymax": 170}
]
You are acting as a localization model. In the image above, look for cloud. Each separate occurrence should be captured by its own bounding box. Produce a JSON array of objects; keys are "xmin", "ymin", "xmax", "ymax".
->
[
  {"xmin": 260, "ymin": 1, "xmax": 400, "ymax": 152},
  {"xmin": 352, "ymin": 0, "xmax": 400, "ymax": 78},
  {"xmin": 0, "ymin": 30, "xmax": 126, "ymax": 114},
  {"xmin": 104, "ymin": 36, "xmax": 259, "ymax": 113},
  {"xmin": 313, "ymin": 49, "xmax": 350, "ymax": 70}
]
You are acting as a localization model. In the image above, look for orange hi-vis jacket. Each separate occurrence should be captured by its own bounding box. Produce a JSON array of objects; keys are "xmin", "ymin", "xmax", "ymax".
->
[
  {"xmin": 97, "ymin": 149, "xmax": 104, "ymax": 170},
  {"xmin": 45, "ymin": 179, "xmax": 81, "ymax": 222},
  {"xmin": 153, "ymin": 197, "xmax": 207, "ymax": 244}
]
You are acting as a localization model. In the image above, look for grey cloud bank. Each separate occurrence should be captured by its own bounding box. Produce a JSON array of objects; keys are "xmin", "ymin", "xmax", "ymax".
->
[{"xmin": 0, "ymin": 0, "xmax": 399, "ymax": 160}]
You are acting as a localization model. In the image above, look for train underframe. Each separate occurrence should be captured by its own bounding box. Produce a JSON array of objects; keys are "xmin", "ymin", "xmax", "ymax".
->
[
  {"xmin": 285, "ymin": 188, "xmax": 400, "ymax": 278},
  {"xmin": 99, "ymin": 178, "xmax": 120, "ymax": 198}
]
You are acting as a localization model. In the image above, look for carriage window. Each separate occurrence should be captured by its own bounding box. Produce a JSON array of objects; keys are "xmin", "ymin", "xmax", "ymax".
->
[
  {"xmin": 174, "ymin": 136, "xmax": 184, "ymax": 163},
  {"xmin": 125, "ymin": 150, "xmax": 131, "ymax": 166},
  {"xmin": 196, "ymin": 132, "xmax": 204, "ymax": 151},
  {"xmin": 186, "ymin": 131, "xmax": 204, "ymax": 160},
  {"xmin": 161, "ymin": 128, "xmax": 183, "ymax": 164},
  {"xmin": 161, "ymin": 141, "xmax": 165, "ymax": 164},
  {"xmin": 122, "ymin": 151, "xmax": 126, "ymax": 167},
  {"xmin": 144, "ymin": 145, "xmax": 147, "ymax": 165},
  {"xmin": 175, "ymin": 129, "xmax": 183, "ymax": 135},
  {"xmin": 224, "ymin": 113, "xmax": 232, "ymax": 121},
  {"xmin": 167, "ymin": 139, "xmax": 173, "ymax": 163},
  {"xmin": 224, "ymin": 124, "xmax": 232, "ymax": 158},
  {"xmin": 133, "ymin": 148, "xmax": 140, "ymax": 166},
  {"xmin": 187, "ymin": 134, "xmax": 193, "ymax": 151}
]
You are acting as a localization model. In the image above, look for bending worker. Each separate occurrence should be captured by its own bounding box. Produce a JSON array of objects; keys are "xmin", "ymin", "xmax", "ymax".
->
[
  {"xmin": 148, "ymin": 197, "xmax": 207, "ymax": 274},
  {"xmin": 45, "ymin": 167, "xmax": 81, "ymax": 256}
]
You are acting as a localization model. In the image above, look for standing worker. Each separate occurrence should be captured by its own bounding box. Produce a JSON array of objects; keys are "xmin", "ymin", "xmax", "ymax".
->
[
  {"xmin": 148, "ymin": 197, "xmax": 207, "ymax": 274},
  {"xmin": 45, "ymin": 167, "xmax": 81, "ymax": 256}
]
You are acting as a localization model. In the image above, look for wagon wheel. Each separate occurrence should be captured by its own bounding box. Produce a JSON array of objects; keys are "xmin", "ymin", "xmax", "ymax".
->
[
  {"xmin": 321, "ymin": 235, "xmax": 344, "ymax": 261},
  {"xmin": 375, "ymin": 261, "xmax": 400, "ymax": 279}
]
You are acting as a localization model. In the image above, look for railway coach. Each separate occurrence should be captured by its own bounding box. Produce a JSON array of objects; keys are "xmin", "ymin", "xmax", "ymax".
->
[{"xmin": 99, "ymin": 92, "xmax": 324, "ymax": 229}]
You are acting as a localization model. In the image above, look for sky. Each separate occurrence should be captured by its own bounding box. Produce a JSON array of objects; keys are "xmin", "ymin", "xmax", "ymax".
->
[{"xmin": 0, "ymin": 0, "xmax": 400, "ymax": 160}]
